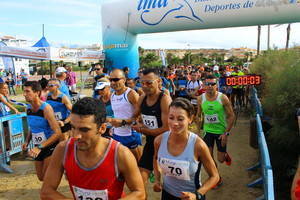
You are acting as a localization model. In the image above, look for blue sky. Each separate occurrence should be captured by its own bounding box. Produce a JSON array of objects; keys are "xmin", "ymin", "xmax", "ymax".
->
[{"xmin": 1, "ymin": 0, "xmax": 300, "ymax": 50}]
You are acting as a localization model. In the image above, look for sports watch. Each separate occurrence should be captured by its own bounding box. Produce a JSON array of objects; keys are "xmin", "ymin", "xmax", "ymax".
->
[
  {"xmin": 37, "ymin": 144, "xmax": 43, "ymax": 149},
  {"xmin": 225, "ymin": 132, "xmax": 230, "ymax": 136},
  {"xmin": 121, "ymin": 120, "xmax": 127, "ymax": 126},
  {"xmin": 195, "ymin": 191, "xmax": 204, "ymax": 200}
]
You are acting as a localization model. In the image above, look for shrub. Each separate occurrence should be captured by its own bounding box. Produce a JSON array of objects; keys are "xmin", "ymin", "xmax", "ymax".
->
[{"xmin": 251, "ymin": 49, "xmax": 300, "ymax": 199}]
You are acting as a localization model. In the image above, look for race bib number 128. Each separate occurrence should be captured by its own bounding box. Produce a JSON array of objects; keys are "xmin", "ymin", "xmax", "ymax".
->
[{"xmin": 73, "ymin": 186, "xmax": 108, "ymax": 200}]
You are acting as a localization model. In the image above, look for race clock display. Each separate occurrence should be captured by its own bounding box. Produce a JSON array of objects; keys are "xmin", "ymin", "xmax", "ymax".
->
[{"xmin": 224, "ymin": 75, "xmax": 261, "ymax": 86}]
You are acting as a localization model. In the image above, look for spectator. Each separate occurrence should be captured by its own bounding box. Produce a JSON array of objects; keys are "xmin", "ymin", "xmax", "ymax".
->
[
  {"xmin": 65, "ymin": 65, "xmax": 77, "ymax": 93},
  {"xmin": 6, "ymin": 73, "xmax": 16, "ymax": 96},
  {"xmin": 20, "ymin": 69, "xmax": 28, "ymax": 90}
]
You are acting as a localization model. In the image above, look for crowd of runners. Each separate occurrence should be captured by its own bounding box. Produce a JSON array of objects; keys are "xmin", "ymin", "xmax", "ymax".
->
[{"xmin": 0, "ymin": 63, "xmax": 267, "ymax": 199}]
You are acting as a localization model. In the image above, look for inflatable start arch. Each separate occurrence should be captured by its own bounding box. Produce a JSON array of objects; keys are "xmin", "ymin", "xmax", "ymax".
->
[{"xmin": 101, "ymin": 0, "xmax": 300, "ymax": 77}]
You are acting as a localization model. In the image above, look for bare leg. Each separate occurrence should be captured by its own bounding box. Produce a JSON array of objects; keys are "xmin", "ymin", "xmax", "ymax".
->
[
  {"xmin": 139, "ymin": 167, "xmax": 151, "ymax": 200},
  {"xmin": 130, "ymin": 147, "xmax": 142, "ymax": 162}
]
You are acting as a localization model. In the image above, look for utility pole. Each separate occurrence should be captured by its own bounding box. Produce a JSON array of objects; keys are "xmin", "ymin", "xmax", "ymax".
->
[
  {"xmin": 286, "ymin": 24, "xmax": 291, "ymax": 50},
  {"xmin": 267, "ymin": 25, "xmax": 270, "ymax": 50}
]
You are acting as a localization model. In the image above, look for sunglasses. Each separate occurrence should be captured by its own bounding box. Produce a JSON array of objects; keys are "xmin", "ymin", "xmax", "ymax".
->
[
  {"xmin": 94, "ymin": 68, "xmax": 101, "ymax": 71},
  {"xmin": 109, "ymin": 78, "xmax": 122, "ymax": 82},
  {"xmin": 48, "ymin": 84, "xmax": 59, "ymax": 87},
  {"xmin": 97, "ymin": 87, "xmax": 106, "ymax": 91},
  {"xmin": 141, "ymin": 79, "xmax": 156, "ymax": 86},
  {"xmin": 205, "ymin": 82, "xmax": 217, "ymax": 86}
]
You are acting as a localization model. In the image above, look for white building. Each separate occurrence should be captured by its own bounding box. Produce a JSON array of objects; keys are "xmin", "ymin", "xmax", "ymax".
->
[{"xmin": 0, "ymin": 36, "xmax": 30, "ymax": 76}]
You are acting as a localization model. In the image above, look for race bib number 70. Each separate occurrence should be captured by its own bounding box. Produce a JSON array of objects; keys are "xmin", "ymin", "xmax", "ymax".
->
[
  {"xmin": 73, "ymin": 186, "xmax": 108, "ymax": 200},
  {"xmin": 158, "ymin": 157, "xmax": 190, "ymax": 181}
]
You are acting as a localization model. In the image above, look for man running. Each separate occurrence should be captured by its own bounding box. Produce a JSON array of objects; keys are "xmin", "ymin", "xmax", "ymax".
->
[
  {"xmin": 107, "ymin": 69, "xmax": 142, "ymax": 160},
  {"xmin": 132, "ymin": 68, "xmax": 172, "ymax": 195},
  {"xmin": 40, "ymin": 97, "xmax": 145, "ymax": 200},
  {"xmin": 46, "ymin": 78, "xmax": 72, "ymax": 141},
  {"xmin": 197, "ymin": 75, "xmax": 235, "ymax": 187},
  {"xmin": 22, "ymin": 81, "xmax": 62, "ymax": 181}
]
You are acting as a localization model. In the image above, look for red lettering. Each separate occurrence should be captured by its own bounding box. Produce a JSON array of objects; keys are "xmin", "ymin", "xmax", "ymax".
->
[{"xmin": 250, "ymin": 76, "xmax": 255, "ymax": 85}]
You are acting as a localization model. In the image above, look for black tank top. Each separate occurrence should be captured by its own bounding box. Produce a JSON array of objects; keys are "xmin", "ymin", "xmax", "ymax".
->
[{"xmin": 141, "ymin": 91, "xmax": 164, "ymax": 142}]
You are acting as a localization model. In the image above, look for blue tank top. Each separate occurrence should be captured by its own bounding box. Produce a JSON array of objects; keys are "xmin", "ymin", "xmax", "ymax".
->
[
  {"xmin": 46, "ymin": 93, "xmax": 70, "ymax": 121},
  {"xmin": 27, "ymin": 102, "xmax": 53, "ymax": 144},
  {"xmin": 158, "ymin": 131, "xmax": 201, "ymax": 197},
  {"xmin": 0, "ymin": 95, "xmax": 11, "ymax": 117},
  {"xmin": 177, "ymin": 79, "xmax": 188, "ymax": 96},
  {"xmin": 59, "ymin": 80, "xmax": 70, "ymax": 98}
]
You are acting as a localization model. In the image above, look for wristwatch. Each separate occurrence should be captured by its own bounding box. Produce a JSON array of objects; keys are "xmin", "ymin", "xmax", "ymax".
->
[
  {"xmin": 121, "ymin": 120, "xmax": 127, "ymax": 126},
  {"xmin": 225, "ymin": 132, "xmax": 230, "ymax": 136},
  {"xmin": 195, "ymin": 191, "xmax": 204, "ymax": 200},
  {"xmin": 37, "ymin": 144, "xmax": 43, "ymax": 149}
]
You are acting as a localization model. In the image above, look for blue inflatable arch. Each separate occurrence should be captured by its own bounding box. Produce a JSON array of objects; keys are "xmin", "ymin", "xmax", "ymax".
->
[{"xmin": 102, "ymin": 0, "xmax": 300, "ymax": 77}]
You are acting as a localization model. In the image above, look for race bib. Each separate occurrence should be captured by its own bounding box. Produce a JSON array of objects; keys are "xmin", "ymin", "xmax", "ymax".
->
[
  {"xmin": 158, "ymin": 157, "xmax": 190, "ymax": 181},
  {"xmin": 32, "ymin": 132, "xmax": 46, "ymax": 145},
  {"xmin": 142, "ymin": 114, "xmax": 158, "ymax": 129},
  {"xmin": 204, "ymin": 114, "xmax": 220, "ymax": 124},
  {"xmin": 54, "ymin": 112, "xmax": 62, "ymax": 120},
  {"xmin": 191, "ymin": 99, "xmax": 198, "ymax": 105},
  {"xmin": 73, "ymin": 186, "xmax": 108, "ymax": 200}
]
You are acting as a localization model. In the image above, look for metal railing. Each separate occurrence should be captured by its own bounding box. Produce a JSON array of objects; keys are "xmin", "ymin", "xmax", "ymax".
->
[{"xmin": 247, "ymin": 87, "xmax": 275, "ymax": 200}]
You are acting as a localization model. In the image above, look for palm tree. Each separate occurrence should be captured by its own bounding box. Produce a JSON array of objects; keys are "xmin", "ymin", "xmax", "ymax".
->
[{"xmin": 257, "ymin": 25, "xmax": 261, "ymax": 56}]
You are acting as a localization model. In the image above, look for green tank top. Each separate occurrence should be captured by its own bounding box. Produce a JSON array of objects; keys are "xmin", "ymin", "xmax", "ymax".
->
[
  {"xmin": 231, "ymin": 71, "xmax": 245, "ymax": 88},
  {"xmin": 201, "ymin": 92, "xmax": 226, "ymax": 134}
]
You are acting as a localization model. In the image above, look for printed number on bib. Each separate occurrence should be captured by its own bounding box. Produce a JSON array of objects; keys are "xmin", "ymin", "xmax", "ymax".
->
[
  {"xmin": 32, "ymin": 132, "xmax": 46, "ymax": 145},
  {"xmin": 142, "ymin": 114, "xmax": 158, "ymax": 129},
  {"xmin": 205, "ymin": 114, "xmax": 220, "ymax": 124},
  {"xmin": 73, "ymin": 186, "xmax": 108, "ymax": 200},
  {"xmin": 54, "ymin": 112, "xmax": 62, "ymax": 120},
  {"xmin": 158, "ymin": 157, "xmax": 190, "ymax": 181}
]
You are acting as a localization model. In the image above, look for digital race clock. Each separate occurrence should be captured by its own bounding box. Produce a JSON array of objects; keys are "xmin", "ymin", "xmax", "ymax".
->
[{"xmin": 224, "ymin": 75, "xmax": 261, "ymax": 86}]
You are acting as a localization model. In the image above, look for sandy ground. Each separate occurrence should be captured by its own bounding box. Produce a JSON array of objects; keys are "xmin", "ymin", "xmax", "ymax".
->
[{"xmin": 0, "ymin": 110, "xmax": 263, "ymax": 200}]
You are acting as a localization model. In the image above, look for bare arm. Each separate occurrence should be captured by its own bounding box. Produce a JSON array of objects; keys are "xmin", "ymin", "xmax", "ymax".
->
[
  {"xmin": 153, "ymin": 135, "xmax": 163, "ymax": 191},
  {"xmin": 62, "ymin": 95, "xmax": 72, "ymax": 124},
  {"xmin": 42, "ymin": 105, "xmax": 62, "ymax": 147},
  {"xmin": 196, "ymin": 137, "xmax": 219, "ymax": 194},
  {"xmin": 118, "ymin": 145, "xmax": 145, "ymax": 200},
  {"xmin": 137, "ymin": 94, "xmax": 172, "ymax": 137},
  {"xmin": 222, "ymin": 94, "xmax": 235, "ymax": 132},
  {"xmin": 0, "ymin": 95, "xmax": 19, "ymax": 114},
  {"xmin": 40, "ymin": 141, "xmax": 72, "ymax": 200}
]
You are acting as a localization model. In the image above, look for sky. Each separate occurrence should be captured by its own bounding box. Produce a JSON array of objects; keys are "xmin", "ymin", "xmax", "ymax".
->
[{"xmin": 1, "ymin": 0, "xmax": 300, "ymax": 50}]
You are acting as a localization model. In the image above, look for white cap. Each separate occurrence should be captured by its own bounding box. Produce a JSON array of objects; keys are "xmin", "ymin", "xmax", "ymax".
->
[
  {"xmin": 95, "ymin": 82, "xmax": 110, "ymax": 90},
  {"xmin": 55, "ymin": 67, "xmax": 67, "ymax": 74},
  {"xmin": 213, "ymin": 65, "xmax": 219, "ymax": 71}
]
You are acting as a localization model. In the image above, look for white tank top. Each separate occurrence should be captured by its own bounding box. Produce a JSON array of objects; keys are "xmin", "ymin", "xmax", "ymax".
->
[{"xmin": 111, "ymin": 88, "xmax": 134, "ymax": 136}]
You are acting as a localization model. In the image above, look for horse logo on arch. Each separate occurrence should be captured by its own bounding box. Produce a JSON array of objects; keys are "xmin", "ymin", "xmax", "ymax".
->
[{"xmin": 138, "ymin": 0, "xmax": 203, "ymax": 26}]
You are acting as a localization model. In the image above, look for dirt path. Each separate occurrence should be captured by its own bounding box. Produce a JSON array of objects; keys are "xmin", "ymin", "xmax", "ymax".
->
[{"xmin": 0, "ymin": 111, "xmax": 263, "ymax": 200}]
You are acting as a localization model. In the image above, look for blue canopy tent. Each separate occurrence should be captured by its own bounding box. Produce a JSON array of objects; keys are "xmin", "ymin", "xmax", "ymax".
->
[{"xmin": 32, "ymin": 36, "xmax": 51, "ymax": 77}]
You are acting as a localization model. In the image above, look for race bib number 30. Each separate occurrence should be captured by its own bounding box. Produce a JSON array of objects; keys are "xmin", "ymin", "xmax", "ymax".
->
[
  {"xmin": 73, "ymin": 186, "xmax": 108, "ymax": 200},
  {"xmin": 142, "ymin": 114, "xmax": 158, "ymax": 129},
  {"xmin": 32, "ymin": 132, "xmax": 46, "ymax": 145},
  {"xmin": 158, "ymin": 157, "xmax": 190, "ymax": 181},
  {"xmin": 204, "ymin": 114, "xmax": 220, "ymax": 124}
]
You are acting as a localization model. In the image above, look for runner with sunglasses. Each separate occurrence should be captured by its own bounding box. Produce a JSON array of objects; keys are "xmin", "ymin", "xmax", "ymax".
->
[
  {"xmin": 107, "ymin": 69, "xmax": 142, "ymax": 161},
  {"xmin": 46, "ymin": 78, "xmax": 72, "ymax": 141},
  {"xmin": 131, "ymin": 68, "xmax": 172, "ymax": 197},
  {"xmin": 196, "ymin": 75, "xmax": 235, "ymax": 188}
]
